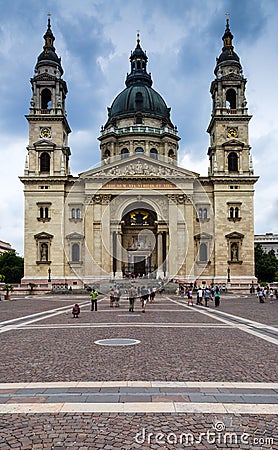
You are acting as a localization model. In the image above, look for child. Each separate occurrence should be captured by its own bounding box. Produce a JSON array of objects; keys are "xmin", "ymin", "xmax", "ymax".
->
[{"xmin": 72, "ymin": 303, "xmax": 80, "ymax": 318}]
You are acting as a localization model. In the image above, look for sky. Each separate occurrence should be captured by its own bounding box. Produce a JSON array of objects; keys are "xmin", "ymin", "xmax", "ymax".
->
[{"xmin": 0, "ymin": 0, "xmax": 277, "ymax": 256}]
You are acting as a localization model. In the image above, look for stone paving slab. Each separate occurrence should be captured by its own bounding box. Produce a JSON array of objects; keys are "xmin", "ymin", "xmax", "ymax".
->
[
  {"xmin": 0, "ymin": 412, "xmax": 277, "ymax": 449},
  {"xmin": 1, "ymin": 326, "xmax": 277, "ymax": 383}
]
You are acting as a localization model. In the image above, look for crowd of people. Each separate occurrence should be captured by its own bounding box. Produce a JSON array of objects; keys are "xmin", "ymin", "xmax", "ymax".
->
[
  {"xmin": 109, "ymin": 284, "xmax": 159, "ymax": 313},
  {"xmin": 71, "ymin": 281, "xmax": 277, "ymax": 317},
  {"xmin": 177, "ymin": 284, "xmax": 222, "ymax": 308},
  {"xmin": 256, "ymin": 286, "xmax": 278, "ymax": 303}
]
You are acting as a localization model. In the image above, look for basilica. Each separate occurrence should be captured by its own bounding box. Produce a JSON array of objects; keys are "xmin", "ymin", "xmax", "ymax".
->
[{"xmin": 20, "ymin": 18, "xmax": 258, "ymax": 288}]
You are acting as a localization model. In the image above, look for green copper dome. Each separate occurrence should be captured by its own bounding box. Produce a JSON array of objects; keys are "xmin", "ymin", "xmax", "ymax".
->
[{"xmin": 106, "ymin": 34, "xmax": 171, "ymax": 126}]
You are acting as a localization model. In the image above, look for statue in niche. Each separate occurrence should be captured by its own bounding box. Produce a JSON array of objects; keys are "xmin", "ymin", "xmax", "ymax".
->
[
  {"xmin": 40, "ymin": 243, "xmax": 48, "ymax": 261},
  {"xmin": 231, "ymin": 243, "xmax": 239, "ymax": 261}
]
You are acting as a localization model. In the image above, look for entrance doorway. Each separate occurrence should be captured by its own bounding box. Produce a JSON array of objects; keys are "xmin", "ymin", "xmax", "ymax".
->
[{"xmin": 134, "ymin": 256, "xmax": 145, "ymax": 276}]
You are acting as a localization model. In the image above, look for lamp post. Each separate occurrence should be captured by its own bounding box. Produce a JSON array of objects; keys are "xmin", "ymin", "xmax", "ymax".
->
[
  {"xmin": 227, "ymin": 267, "xmax": 231, "ymax": 283},
  {"xmin": 48, "ymin": 267, "xmax": 51, "ymax": 282}
]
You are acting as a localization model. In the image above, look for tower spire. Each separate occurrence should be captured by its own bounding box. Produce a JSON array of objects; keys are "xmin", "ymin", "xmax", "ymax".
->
[
  {"xmin": 222, "ymin": 14, "xmax": 234, "ymax": 55},
  {"xmin": 43, "ymin": 13, "xmax": 55, "ymax": 54}
]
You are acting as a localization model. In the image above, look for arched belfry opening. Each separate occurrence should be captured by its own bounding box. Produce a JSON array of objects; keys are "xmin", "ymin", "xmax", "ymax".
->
[{"xmin": 41, "ymin": 88, "xmax": 52, "ymax": 110}]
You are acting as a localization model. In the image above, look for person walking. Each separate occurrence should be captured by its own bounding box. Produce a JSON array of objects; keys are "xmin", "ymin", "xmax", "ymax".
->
[
  {"xmin": 214, "ymin": 287, "xmax": 220, "ymax": 308},
  {"xmin": 109, "ymin": 288, "xmax": 115, "ymax": 307},
  {"xmin": 90, "ymin": 287, "xmax": 99, "ymax": 311},
  {"xmin": 197, "ymin": 287, "xmax": 203, "ymax": 305},
  {"xmin": 204, "ymin": 287, "xmax": 211, "ymax": 307},
  {"xmin": 187, "ymin": 288, "xmax": 194, "ymax": 306},
  {"xmin": 128, "ymin": 286, "xmax": 137, "ymax": 312},
  {"xmin": 114, "ymin": 286, "xmax": 121, "ymax": 307},
  {"xmin": 141, "ymin": 285, "xmax": 149, "ymax": 313}
]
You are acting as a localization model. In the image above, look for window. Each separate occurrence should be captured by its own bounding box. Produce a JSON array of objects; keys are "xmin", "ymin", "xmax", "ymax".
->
[
  {"xmin": 226, "ymin": 88, "xmax": 236, "ymax": 109},
  {"xmin": 135, "ymin": 147, "xmax": 144, "ymax": 154},
  {"xmin": 168, "ymin": 149, "xmax": 174, "ymax": 159},
  {"xmin": 228, "ymin": 203, "xmax": 241, "ymax": 221},
  {"xmin": 40, "ymin": 152, "xmax": 50, "ymax": 172},
  {"xmin": 104, "ymin": 150, "xmax": 110, "ymax": 158},
  {"xmin": 150, "ymin": 148, "xmax": 158, "ymax": 159},
  {"xmin": 135, "ymin": 116, "xmax": 142, "ymax": 124},
  {"xmin": 72, "ymin": 243, "xmax": 80, "ymax": 262},
  {"xmin": 37, "ymin": 203, "xmax": 51, "ymax": 222},
  {"xmin": 121, "ymin": 148, "xmax": 129, "ymax": 159},
  {"xmin": 69, "ymin": 206, "xmax": 82, "ymax": 221},
  {"xmin": 228, "ymin": 152, "xmax": 238, "ymax": 172},
  {"xmin": 41, "ymin": 88, "xmax": 52, "ymax": 110},
  {"xmin": 197, "ymin": 206, "xmax": 210, "ymax": 221}
]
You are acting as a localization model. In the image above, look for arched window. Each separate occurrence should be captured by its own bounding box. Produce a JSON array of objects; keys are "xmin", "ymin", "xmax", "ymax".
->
[
  {"xmin": 71, "ymin": 208, "xmax": 76, "ymax": 219},
  {"xmin": 199, "ymin": 243, "xmax": 208, "ymax": 262},
  {"xmin": 235, "ymin": 207, "xmax": 239, "ymax": 218},
  {"xmin": 45, "ymin": 207, "xmax": 49, "ymax": 219},
  {"xmin": 41, "ymin": 88, "xmax": 52, "ymax": 110},
  {"xmin": 230, "ymin": 207, "xmax": 234, "ymax": 219},
  {"xmin": 228, "ymin": 152, "xmax": 238, "ymax": 172},
  {"xmin": 40, "ymin": 207, "xmax": 44, "ymax": 219},
  {"xmin": 150, "ymin": 148, "xmax": 158, "ymax": 159},
  {"xmin": 168, "ymin": 149, "xmax": 174, "ymax": 159},
  {"xmin": 203, "ymin": 208, "xmax": 207, "ymax": 219},
  {"xmin": 104, "ymin": 150, "xmax": 110, "ymax": 158},
  {"xmin": 40, "ymin": 152, "xmax": 50, "ymax": 172},
  {"xmin": 72, "ymin": 243, "xmax": 80, "ymax": 262},
  {"xmin": 226, "ymin": 88, "xmax": 236, "ymax": 109},
  {"xmin": 121, "ymin": 148, "xmax": 129, "ymax": 159},
  {"xmin": 135, "ymin": 116, "xmax": 142, "ymax": 124},
  {"xmin": 198, "ymin": 208, "xmax": 203, "ymax": 219},
  {"xmin": 135, "ymin": 147, "xmax": 144, "ymax": 154},
  {"xmin": 76, "ymin": 208, "xmax": 81, "ymax": 219}
]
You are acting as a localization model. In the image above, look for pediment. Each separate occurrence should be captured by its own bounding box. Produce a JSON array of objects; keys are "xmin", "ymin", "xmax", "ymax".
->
[
  {"xmin": 79, "ymin": 155, "xmax": 199, "ymax": 180},
  {"xmin": 222, "ymin": 139, "xmax": 244, "ymax": 148},
  {"xmin": 222, "ymin": 73, "xmax": 242, "ymax": 81},
  {"xmin": 225, "ymin": 231, "xmax": 244, "ymax": 239},
  {"xmin": 33, "ymin": 139, "xmax": 56, "ymax": 149},
  {"xmin": 194, "ymin": 232, "xmax": 213, "ymax": 240},
  {"xmin": 34, "ymin": 232, "xmax": 54, "ymax": 240},
  {"xmin": 66, "ymin": 232, "xmax": 84, "ymax": 240},
  {"xmin": 34, "ymin": 73, "xmax": 56, "ymax": 82}
]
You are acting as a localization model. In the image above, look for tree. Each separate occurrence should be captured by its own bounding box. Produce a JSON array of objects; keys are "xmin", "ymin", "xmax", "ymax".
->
[
  {"xmin": 255, "ymin": 244, "xmax": 278, "ymax": 283},
  {"xmin": 0, "ymin": 251, "xmax": 24, "ymax": 283}
]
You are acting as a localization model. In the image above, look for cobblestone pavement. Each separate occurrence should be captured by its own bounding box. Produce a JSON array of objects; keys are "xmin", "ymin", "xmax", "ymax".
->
[{"xmin": 0, "ymin": 293, "xmax": 277, "ymax": 449}]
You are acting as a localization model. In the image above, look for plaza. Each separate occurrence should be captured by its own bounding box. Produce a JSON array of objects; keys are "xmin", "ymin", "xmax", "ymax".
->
[{"xmin": 0, "ymin": 291, "xmax": 277, "ymax": 448}]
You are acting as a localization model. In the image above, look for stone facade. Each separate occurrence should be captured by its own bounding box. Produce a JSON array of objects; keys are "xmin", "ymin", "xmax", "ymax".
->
[{"xmin": 20, "ymin": 19, "xmax": 258, "ymax": 288}]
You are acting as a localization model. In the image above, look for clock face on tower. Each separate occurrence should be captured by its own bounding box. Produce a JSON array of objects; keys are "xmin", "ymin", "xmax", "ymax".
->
[
  {"xmin": 40, "ymin": 127, "xmax": 51, "ymax": 139},
  {"xmin": 227, "ymin": 128, "xmax": 238, "ymax": 138}
]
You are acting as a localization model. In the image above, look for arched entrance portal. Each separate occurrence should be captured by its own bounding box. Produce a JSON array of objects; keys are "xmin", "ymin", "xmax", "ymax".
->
[{"xmin": 121, "ymin": 208, "xmax": 158, "ymax": 277}]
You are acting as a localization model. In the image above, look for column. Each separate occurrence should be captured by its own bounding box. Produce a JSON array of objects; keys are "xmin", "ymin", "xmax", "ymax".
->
[
  {"xmin": 115, "ymin": 230, "xmax": 122, "ymax": 278},
  {"xmin": 156, "ymin": 231, "xmax": 164, "ymax": 278}
]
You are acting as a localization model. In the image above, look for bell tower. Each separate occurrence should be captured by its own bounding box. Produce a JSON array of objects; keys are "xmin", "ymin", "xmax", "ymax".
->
[
  {"xmin": 206, "ymin": 17, "xmax": 258, "ymax": 284},
  {"xmin": 20, "ymin": 17, "xmax": 72, "ymax": 286},
  {"xmin": 25, "ymin": 16, "xmax": 71, "ymax": 177},
  {"xmin": 207, "ymin": 17, "xmax": 253, "ymax": 176}
]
